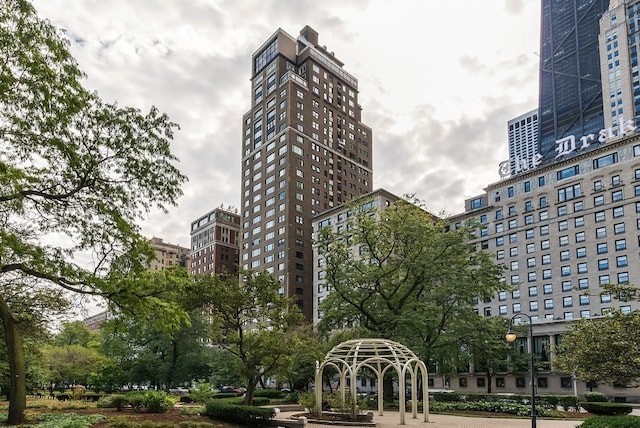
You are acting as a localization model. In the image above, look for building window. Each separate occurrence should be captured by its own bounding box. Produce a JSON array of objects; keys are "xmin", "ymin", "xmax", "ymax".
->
[
  {"xmin": 530, "ymin": 301, "xmax": 539, "ymax": 311},
  {"xmin": 614, "ymin": 222, "xmax": 625, "ymax": 234},
  {"xmin": 557, "ymin": 205, "xmax": 568, "ymax": 216},
  {"xmin": 529, "ymin": 286, "xmax": 538, "ymax": 296},
  {"xmin": 597, "ymin": 243, "xmax": 608, "ymax": 254},
  {"xmin": 563, "ymin": 296, "xmax": 573, "ymax": 307},
  {"xmin": 543, "ymin": 284, "xmax": 553, "ymax": 295},
  {"xmin": 594, "ymin": 195, "xmax": 605, "ymax": 206},
  {"xmin": 544, "ymin": 299, "xmax": 553, "ymax": 309},
  {"xmin": 616, "ymin": 255, "xmax": 628, "ymax": 267},
  {"xmin": 575, "ymin": 231, "xmax": 586, "ymax": 242},
  {"xmin": 578, "ymin": 278, "xmax": 589, "ymax": 289},
  {"xmin": 559, "ymin": 251, "xmax": 569, "ymax": 261},
  {"xmin": 558, "ymin": 183, "xmax": 581, "ymax": 201},
  {"xmin": 611, "ymin": 190, "xmax": 623, "ymax": 202},
  {"xmin": 562, "ymin": 280, "xmax": 572, "ymax": 291}
]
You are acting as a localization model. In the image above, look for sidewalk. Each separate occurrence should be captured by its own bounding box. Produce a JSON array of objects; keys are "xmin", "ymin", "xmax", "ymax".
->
[{"xmin": 275, "ymin": 410, "xmax": 585, "ymax": 428}]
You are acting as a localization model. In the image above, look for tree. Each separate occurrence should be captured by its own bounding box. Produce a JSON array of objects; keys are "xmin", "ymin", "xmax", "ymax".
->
[
  {"xmin": 316, "ymin": 197, "xmax": 504, "ymax": 370},
  {"xmin": 100, "ymin": 267, "xmax": 216, "ymax": 390},
  {"xmin": 554, "ymin": 283, "xmax": 640, "ymax": 388},
  {"xmin": 42, "ymin": 344, "xmax": 110, "ymax": 387},
  {"xmin": 1, "ymin": 1, "xmax": 188, "ymax": 423},
  {"xmin": 554, "ymin": 310, "xmax": 640, "ymax": 387},
  {"xmin": 53, "ymin": 321, "xmax": 99, "ymax": 348},
  {"xmin": 200, "ymin": 271, "xmax": 305, "ymax": 405}
]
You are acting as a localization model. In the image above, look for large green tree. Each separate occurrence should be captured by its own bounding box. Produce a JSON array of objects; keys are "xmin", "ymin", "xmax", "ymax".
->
[
  {"xmin": 0, "ymin": 0, "xmax": 188, "ymax": 423},
  {"xmin": 316, "ymin": 197, "xmax": 504, "ymax": 372},
  {"xmin": 554, "ymin": 283, "xmax": 640, "ymax": 388},
  {"xmin": 100, "ymin": 268, "xmax": 219, "ymax": 390},
  {"xmin": 200, "ymin": 271, "xmax": 304, "ymax": 405},
  {"xmin": 554, "ymin": 310, "xmax": 640, "ymax": 387}
]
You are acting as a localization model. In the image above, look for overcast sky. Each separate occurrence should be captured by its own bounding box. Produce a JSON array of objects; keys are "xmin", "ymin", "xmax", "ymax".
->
[{"xmin": 32, "ymin": 0, "xmax": 541, "ymax": 248}]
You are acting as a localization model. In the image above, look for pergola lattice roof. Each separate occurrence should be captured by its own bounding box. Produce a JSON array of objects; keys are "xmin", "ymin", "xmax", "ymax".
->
[{"xmin": 315, "ymin": 338, "xmax": 429, "ymax": 425}]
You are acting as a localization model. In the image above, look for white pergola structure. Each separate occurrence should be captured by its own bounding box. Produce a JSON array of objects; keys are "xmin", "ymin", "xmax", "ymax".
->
[{"xmin": 314, "ymin": 338, "xmax": 429, "ymax": 425}]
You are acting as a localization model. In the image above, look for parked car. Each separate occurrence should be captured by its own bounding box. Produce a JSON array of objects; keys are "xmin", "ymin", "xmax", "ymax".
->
[
  {"xmin": 169, "ymin": 387, "xmax": 189, "ymax": 395},
  {"xmin": 218, "ymin": 386, "xmax": 245, "ymax": 394}
]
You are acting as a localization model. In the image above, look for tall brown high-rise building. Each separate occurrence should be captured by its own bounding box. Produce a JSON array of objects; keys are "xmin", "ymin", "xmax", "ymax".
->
[{"xmin": 241, "ymin": 26, "xmax": 373, "ymax": 320}]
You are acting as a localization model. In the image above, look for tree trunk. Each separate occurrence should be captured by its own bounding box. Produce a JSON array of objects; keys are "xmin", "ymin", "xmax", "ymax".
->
[
  {"xmin": 243, "ymin": 374, "xmax": 257, "ymax": 406},
  {"xmin": 0, "ymin": 295, "xmax": 26, "ymax": 425}
]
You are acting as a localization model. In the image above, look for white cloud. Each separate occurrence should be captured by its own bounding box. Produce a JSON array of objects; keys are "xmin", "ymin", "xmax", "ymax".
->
[{"xmin": 32, "ymin": 0, "xmax": 541, "ymax": 246}]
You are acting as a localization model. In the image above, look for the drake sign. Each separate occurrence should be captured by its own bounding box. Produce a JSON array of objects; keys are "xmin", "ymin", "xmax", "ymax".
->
[{"xmin": 498, "ymin": 118, "xmax": 637, "ymax": 178}]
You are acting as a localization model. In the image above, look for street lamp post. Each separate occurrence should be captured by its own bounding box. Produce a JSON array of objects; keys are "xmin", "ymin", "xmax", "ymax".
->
[{"xmin": 505, "ymin": 313, "xmax": 537, "ymax": 428}]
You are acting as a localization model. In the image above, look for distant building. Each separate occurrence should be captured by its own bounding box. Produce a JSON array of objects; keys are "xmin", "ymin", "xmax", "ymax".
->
[
  {"xmin": 83, "ymin": 310, "xmax": 116, "ymax": 332},
  {"xmin": 599, "ymin": 0, "xmax": 640, "ymax": 130},
  {"xmin": 149, "ymin": 236, "xmax": 190, "ymax": 271},
  {"xmin": 83, "ymin": 236, "xmax": 190, "ymax": 331},
  {"xmin": 538, "ymin": 0, "xmax": 610, "ymax": 165},
  {"xmin": 189, "ymin": 207, "xmax": 240, "ymax": 276},
  {"xmin": 508, "ymin": 109, "xmax": 539, "ymax": 177},
  {"xmin": 312, "ymin": 189, "xmax": 403, "ymax": 325}
]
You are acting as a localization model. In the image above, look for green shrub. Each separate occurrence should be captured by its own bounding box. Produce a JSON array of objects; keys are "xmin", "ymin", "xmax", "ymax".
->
[
  {"xmin": 558, "ymin": 395, "xmax": 580, "ymax": 411},
  {"xmin": 578, "ymin": 415, "xmax": 640, "ymax": 428},
  {"xmin": 229, "ymin": 396, "xmax": 270, "ymax": 406},
  {"xmin": 298, "ymin": 391, "xmax": 319, "ymax": 415},
  {"xmin": 253, "ymin": 389, "xmax": 285, "ymax": 399},
  {"xmin": 55, "ymin": 392, "xmax": 72, "ymax": 401},
  {"xmin": 430, "ymin": 392, "xmax": 461, "ymax": 402},
  {"xmin": 283, "ymin": 391, "xmax": 299, "ymax": 403},
  {"xmin": 581, "ymin": 402, "xmax": 633, "ymax": 416},
  {"xmin": 127, "ymin": 392, "xmax": 146, "ymax": 412},
  {"xmin": 203, "ymin": 400, "xmax": 275, "ymax": 426},
  {"xmin": 97, "ymin": 394, "xmax": 130, "ymax": 410},
  {"xmin": 142, "ymin": 391, "xmax": 176, "ymax": 413},
  {"xmin": 584, "ymin": 392, "xmax": 609, "ymax": 402},
  {"xmin": 429, "ymin": 400, "xmax": 550, "ymax": 417},
  {"xmin": 212, "ymin": 392, "xmax": 242, "ymax": 399}
]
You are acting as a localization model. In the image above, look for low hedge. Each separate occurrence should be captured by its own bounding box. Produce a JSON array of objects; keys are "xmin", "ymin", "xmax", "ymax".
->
[
  {"xmin": 429, "ymin": 400, "xmax": 550, "ymax": 417},
  {"xmin": 254, "ymin": 389, "xmax": 285, "ymax": 399},
  {"xmin": 583, "ymin": 392, "xmax": 609, "ymax": 402},
  {"xmin": 95, "ymin": 391, "xmax": 175, "ymax": 413},
  {"xmin": 227, "ymin": 397, "xmax": 270, "ymax": 406},
  {"xmin": 578, "ymin": 415, "xmax": 640, "ymax": 428},
  {"xmin": 203, "ymin": 400, "xmax": 275, "ymax": 426},
  {"xmin": 580, "ymin": 402, "xmax": 633, "ymax": 416}
]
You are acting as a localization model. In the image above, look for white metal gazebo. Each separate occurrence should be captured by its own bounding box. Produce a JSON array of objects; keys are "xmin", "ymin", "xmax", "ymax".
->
[{"xmin": 314, "ymin": 338, "xmax": 429, "ymax": 425}]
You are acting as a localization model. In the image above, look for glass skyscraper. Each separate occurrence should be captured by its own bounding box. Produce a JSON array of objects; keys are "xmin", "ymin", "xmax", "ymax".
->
[{"xmin": 538, "ymin": 0, "xmax": 611, "ymax": 165}]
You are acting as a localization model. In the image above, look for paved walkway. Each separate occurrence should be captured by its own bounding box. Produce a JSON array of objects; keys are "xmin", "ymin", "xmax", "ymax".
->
[{"xmin": 275, "ymin": 410, "xmax": 585, "ymax": 428}]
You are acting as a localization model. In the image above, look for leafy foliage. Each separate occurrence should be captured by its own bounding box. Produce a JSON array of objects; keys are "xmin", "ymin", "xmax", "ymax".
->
[
  {"xmin": 315, "ymin": 197, "xmax": 504, "ymax": 370},
  {"xmin": 202, "ymin": 400, "xmax": 275, "ymax": 426},
  {"xmin": 578, "ymin": 415, "xmax": 640, "ymax": 428},
  {"xmin": 199, "ymin": 271, "xmax": 304, "ymax": 405},
  {"xmin": 0, "ymin": 0, "xmax": 187, "ymax": 423},
  {"xmin": 32, "ymin": 412, "xmax": 106, "ymax": 428},
  {"xmin": 554, "ymin": 310, "xmax": 640, "ymax": 387},
  {"xmin": 429, "ymin": 400, "xmax": 551, "ymax": 417},
  {"xmin": 580, "ymin": 402, "xmax": 633, "ymax": 416}
]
